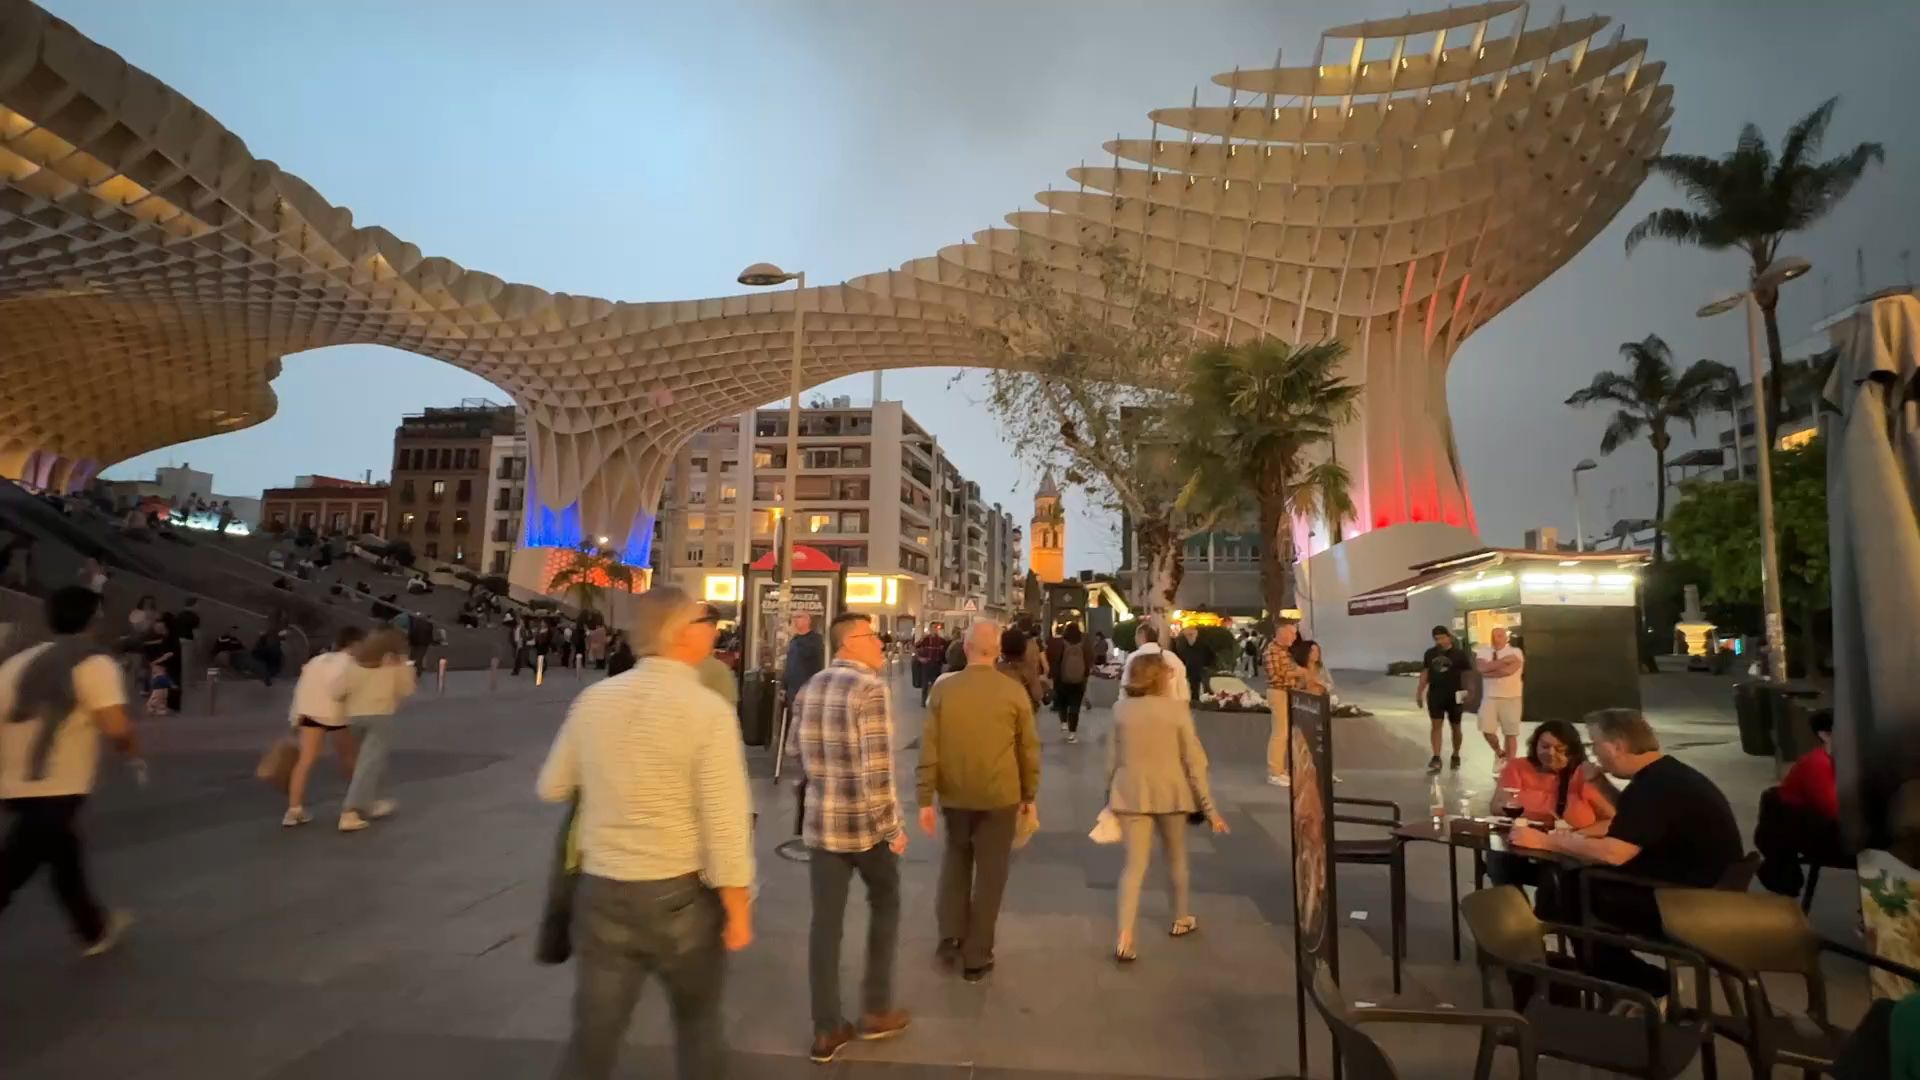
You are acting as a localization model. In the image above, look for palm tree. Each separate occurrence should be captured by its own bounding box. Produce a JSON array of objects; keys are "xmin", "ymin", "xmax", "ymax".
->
[
  {"xmin": 1566, "ymin": 335, "xmax": 1739, "ymax": 562},
  {"xmin": 1624, "ymin": 97, "xmax": 1883, "ymax": 442},
  {"xmin": 546, "ymin": 541, "xmax": 638, "ymax": 622},
  {"xmin": 1174, "ymin": 338, "xmax": 1359, "ymax": 619}
]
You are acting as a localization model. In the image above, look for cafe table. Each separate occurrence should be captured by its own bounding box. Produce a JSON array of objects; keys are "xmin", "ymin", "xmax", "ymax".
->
[{"xmin": 1391, "ymin": 816, "xmax": 1584, "ymax": 962}]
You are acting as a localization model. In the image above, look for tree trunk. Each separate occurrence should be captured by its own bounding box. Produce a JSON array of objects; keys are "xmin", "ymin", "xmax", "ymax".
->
[
  {"xmin": 1258, "ymin": 489, "xmax": 1294, "ymax": 621},
  {"xmin": 1136, "ymin": 515, "xmax": 1184, "ymax": 631},
  {"xmin": 1651, "ymin": 429, "xmax": 1669, "ymax": 564},
  {"xmin": 1758, "ymin": 291, "xmax": 1787, "ymax": 448}
]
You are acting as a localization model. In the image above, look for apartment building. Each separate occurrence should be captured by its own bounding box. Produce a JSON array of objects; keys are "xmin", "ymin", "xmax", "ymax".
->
[
  {"xmin": 386, "ymin": 399, "xmax": 519, "ymax": 567},
  {"xmin": 483, "ymin": 432, "xmax": 530, "ymax": 575},
  {"xmin": 652, "ymin": 399, "xmax": 1019, "ymax": 632},
  {"xmin": 1116, "ymin": 518, "xmax": 1265, "ymax": 617},
  {"xmin": 260, "ymin": 475, "xmax": 387, "ymax": 536}
]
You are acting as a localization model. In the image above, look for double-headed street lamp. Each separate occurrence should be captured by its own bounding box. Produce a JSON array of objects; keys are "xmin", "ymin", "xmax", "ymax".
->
[
  {"xmin": 737, "ymin": 262, "xmax": 806, "ymax": 684},
  {"xmin": 1697, "ymin": 255, "xmax": 1812, "ymax": 683}
]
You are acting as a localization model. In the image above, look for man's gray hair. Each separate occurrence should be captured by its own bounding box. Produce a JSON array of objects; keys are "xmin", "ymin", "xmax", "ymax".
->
[
  {"xmin": 964, "ymin": 619, "xmax": 1001, "ymax": 661},
  {"xmin": 628, "ymin": 585, "xmax": 701, "ymax": 657},
  {"xmin": 829, "ymin": 611, "xmax": 872, "ymax": 653},
  {"xmin": 1586, "ymin": 708, "xmax": 1660, "ymax": 754}
]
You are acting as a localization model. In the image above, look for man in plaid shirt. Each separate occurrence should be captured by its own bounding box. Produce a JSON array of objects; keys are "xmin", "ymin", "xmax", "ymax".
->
[
  {"xmin": 1264, "ymin": 619, "xmax": 1325, "ymax": 787},
  {"xmin": 790, "ymin": 612, "xmax": 910, "ymax": 1063}
]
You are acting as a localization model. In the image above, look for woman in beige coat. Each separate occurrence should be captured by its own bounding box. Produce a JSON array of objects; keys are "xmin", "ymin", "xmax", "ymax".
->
[{"xmin": 1106, "ymin": 653, "xmax": 1228, "ymax": 962}]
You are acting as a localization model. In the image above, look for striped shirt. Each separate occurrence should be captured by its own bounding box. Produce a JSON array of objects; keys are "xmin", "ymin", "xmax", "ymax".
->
[
  {"xmin": 791, "ymin": 658, "xmax": 903, "ymax": 853},
  {"xmin": 536, "ymin": 657, "xmax": 755, "ymax": 888}
]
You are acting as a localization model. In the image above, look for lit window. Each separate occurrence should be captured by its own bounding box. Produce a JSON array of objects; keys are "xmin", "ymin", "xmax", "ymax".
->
[{"xmin": 431, "ymin": 480, "xmax": 447, "ymax": 497}]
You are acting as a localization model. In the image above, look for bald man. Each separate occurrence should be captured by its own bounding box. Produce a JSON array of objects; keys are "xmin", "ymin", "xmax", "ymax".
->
[{"xmin": 916, "ymin": 620, "xmax": 1039, "ymax": 981}]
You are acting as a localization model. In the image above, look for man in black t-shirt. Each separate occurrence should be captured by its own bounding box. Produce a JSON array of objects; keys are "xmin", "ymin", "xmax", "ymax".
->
[
  {"xmin": 1510, "ymin": 707, "xmax": 1742, "ymax": 991},
  {"xmin": 1415, "ymin": 626, "xmax": 1471, "ymax": 773}
]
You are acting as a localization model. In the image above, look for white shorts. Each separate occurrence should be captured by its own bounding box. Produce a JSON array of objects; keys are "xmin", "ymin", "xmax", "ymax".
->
[{"xmin": 1478, "ymin": 697, "xmax": 1524, "ymax": 737}]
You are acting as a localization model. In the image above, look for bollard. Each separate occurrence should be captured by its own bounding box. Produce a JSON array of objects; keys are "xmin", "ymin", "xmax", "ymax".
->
[
  {"xmin": 536, "ymin": 654, "xmax": 545, "ymax": 687},
  {"xmin": 437, "ymin": 657, "xmax": 447, "ymax": 695},
  {"xmin": 489, "ymin": 656, "xmax": 499, "ymax": 692},
  {"xmin": 575, "ymin": 653, "xmax": 584, "ymax": 680},
  {"xmin": 205, "ymin": 667, "xmax": 220, "ymax": 715}
]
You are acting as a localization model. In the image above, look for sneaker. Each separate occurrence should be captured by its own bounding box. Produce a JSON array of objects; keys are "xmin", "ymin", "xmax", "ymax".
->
[
  {"xmin": 857, "ymin": 1009, "xmax": 911, "ymax": 1041},
  {"xmin": 962, "ymin": 962, "xmax": 994, "ymax": 983},
  {"xmin": 935, "ymin": 938, "xmax": 962, "ymax": 967},
  {"xmin": 281, "ymin": 807, "xmax": 312, "ymax": 827},
  {"xmin": 1267, "ymin": 774, "xmax": 1290, "ymax": 787},
  {"xmin": 1425, "ymin": 755, "xmax": 1442, "ymax": 774},
  {"xmin": 809, "ymin": 1023, "xmax": 854, "ymax": 1064},
  {"xmin": 1060, "ymin": 721, "xmax": 1069, "ymax": 734},
  {"xmin": 82, "ymin": 910, "xmax": 133, "ymax": 957},
  {"xmin": 337, "ymin": 810, "xmax": 371, "ymax": 832},
  {"xmin": 1449, "ymin": 754, "xmax": 1462, "ymax": 772},
  {"xmin": 367, "ymin": 799, "xmax": 398, "ymax": 820},
  {"xmin": 1066, "ymin": 732, "xmax": 1078, "ymax": 744}
]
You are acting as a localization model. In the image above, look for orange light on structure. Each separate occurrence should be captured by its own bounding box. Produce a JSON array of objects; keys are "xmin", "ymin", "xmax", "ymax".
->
[{"xmin": 539, "ymin": 548, "xmax": 646, "ymax": 595}]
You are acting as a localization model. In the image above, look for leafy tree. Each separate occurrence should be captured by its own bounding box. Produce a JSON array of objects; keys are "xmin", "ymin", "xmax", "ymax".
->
[
  {"xmin": 546, "ymin": 541, "xmax": 638, "ymax": 622},
  {"xmin": 1624, "ymin": 97, "xmax": 1883, "ymax": 442},
  {"xmin": 972, "ymin": 241, "xmax": 1237, "ymax": 627},
  {"xmin": 1565, "ymin": 335, "xmax": 1738, "ymax": 563},
  {"xmin": 1174, "ymin": 338, "xmax": 1359, "ymax": 619},
  {"xmin": 1665, "ymin": 439, "xmax": 1829, "ymax": 667}
]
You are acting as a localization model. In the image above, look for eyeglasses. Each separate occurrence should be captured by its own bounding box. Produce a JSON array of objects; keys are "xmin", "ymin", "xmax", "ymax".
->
[{"xmin": 692, "ymin": 608, "xmax": 720, "ymax": 625}]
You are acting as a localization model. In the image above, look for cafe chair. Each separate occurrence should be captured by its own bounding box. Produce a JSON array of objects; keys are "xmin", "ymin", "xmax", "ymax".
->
[
  {"xmin": 1331, "ymin": 796, "xmax": 1409, "ymax": 993},
  {"xmin": 1656, "ymin": 887, "xmax": 1920, "ymax": 1077},
  {"xmin": 1578, "ymin": 852, "xmax": 1763, "ymax": 931},
  {"xmin": 1303, "ymin": 958, "xmax": 1536, "ymax": 1080},
  {"xmin": 1461, "ymin": 886, "xmax": 1718, "ymax": 1080}
]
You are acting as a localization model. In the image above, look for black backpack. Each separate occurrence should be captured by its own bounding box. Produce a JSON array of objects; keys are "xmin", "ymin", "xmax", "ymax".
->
[{"xmin": 408, "ymin": 616, "xmax": 434, "ymax": 648}]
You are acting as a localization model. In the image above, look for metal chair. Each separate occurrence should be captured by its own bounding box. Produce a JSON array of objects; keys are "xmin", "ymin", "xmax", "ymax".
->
[
  {"xmin": 1331, "ymin": 796, "xmax": 1408, "ymax": 993},
  {"xmin": 1461, "ymin": 885, "xmax": 1718, "ymax": 1080},
  {"xmin": 1302, "ymin": 959, "xmax": 1535, "ymax": 1080},
  {"xmin": 1657, "ymin": 887, "xmax": 1920, "ymax": 1076}
]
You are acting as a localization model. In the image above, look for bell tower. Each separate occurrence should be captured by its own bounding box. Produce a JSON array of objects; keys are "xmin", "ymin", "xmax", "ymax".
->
[{"xmin": 1029, "ymin": 468, "xmax": 1065, "ymax": 584}]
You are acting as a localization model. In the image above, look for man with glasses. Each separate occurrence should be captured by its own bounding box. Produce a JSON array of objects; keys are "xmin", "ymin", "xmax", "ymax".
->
[
  {"xmin": 538, "ymin": 587, "xmax": 754, "ymax": 1079},
  {"xmin": 790, "ymin": 612, "xmax": 911, "ymax": 1063}
]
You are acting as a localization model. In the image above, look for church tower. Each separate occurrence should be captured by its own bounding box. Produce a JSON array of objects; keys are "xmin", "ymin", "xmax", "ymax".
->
[{"xmin": 1029, "ymin": 468, "xmax": 1065, "ymax": 584}]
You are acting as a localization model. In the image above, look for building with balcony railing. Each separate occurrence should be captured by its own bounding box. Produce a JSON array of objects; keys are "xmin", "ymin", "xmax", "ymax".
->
[
  {"xmin": 385, "ymin": 399, "xmax": 520, "ymax": 566},
  {"xmin": 653, "ymin": 398, "xmax": 1018, "ymax": 633}
]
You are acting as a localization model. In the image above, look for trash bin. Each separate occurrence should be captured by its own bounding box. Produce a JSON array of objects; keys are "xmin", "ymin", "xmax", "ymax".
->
[
  {"xmin": 1765, "ymin": 683, "xmax": 1825, "ymax": 764},
  {"xmin": 1733, "ymin": 681, "xmax": 1773, "ymax": 757},
  {"xmin": 739, "ymin": 671, "xmax": 775, "ymax": 747}
]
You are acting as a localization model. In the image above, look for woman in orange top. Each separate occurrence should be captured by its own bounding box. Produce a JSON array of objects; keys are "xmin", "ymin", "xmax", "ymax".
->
[
  {"xmin": 1491, "ymin": 719, "xmax": 1617, "ymax": 832},
  {"xmin": 1487, "ymin": 719, "xmax": 1616, "ymax": 891}
]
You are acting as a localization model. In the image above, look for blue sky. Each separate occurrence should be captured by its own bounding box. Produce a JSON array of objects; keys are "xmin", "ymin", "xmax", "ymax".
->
[{"xmin": 62, "ymin": 0, "xmax": 1920, "ymax": 570}]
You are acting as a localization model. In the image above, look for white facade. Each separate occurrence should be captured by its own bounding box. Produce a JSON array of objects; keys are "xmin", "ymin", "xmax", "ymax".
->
[{"xmin": 483, "ymin": 432, "xmax": 529, "ymax": 575}]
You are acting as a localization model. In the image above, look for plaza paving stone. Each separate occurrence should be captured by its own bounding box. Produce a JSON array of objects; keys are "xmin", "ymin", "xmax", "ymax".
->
[{"xmin": 0, "ymin": 659, "xmax": 1870, "ymax": 1078}]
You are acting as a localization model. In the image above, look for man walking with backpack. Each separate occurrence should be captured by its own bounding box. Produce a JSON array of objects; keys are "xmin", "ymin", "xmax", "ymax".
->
[
  {"xmin": 0, "ymin": 586, "xmax": 141, "ymax": 956},
  {"xmin": 1045, "ymin": 622, "xmax": 1097, "ymax": 744},
  {"xmin": 404, "ymin": 612, "xmax": 435, "ymax": 672}
]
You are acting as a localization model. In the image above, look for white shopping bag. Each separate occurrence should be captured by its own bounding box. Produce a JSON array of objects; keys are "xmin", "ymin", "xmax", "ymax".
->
[{"xmin": 1088, "ymin": 808, "xmax": 1122, "ymax": 845}]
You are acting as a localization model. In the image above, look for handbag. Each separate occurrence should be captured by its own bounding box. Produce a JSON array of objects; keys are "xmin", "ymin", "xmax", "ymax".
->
[
  {"xmin": 1088, "ymin": 808, "xmax": 1122, "ymax": 845},
  {"xmin": 255, "ymin": 735, "xmax": 297, "ymax": 792},
  {"xmin": 536, "ymin": 798, "xmax": 582, "ymax": 965}
]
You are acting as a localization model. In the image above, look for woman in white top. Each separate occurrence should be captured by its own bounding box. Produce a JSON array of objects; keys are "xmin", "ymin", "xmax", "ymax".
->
[
  {"xmin": 283, "ymin": 626, "xmax": 365, "ymax": 827},
  {"xmin": 337, "ymin": 628, "xmax": 416, "ymax": 832},
  {"xmin": 1303, "ymin": 640, "xmax": 1336, "ymax": 703},
  {"xmin": 1106, "ymin": 654, "xmax": 1227, "ymax": 963}
]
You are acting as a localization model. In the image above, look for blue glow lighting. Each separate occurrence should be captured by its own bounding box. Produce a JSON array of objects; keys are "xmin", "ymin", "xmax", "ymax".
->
[{"xmin": 619, "ymin": 511, "xmax": 654, "ymax": 567}]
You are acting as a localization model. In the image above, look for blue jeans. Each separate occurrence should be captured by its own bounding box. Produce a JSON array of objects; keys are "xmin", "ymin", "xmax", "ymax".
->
[
  {"xmin": 557, "ymin": 873, "xmax": 727, "ymax": 1080},
  {"xmin": 343, "ymin": 715, "xmax": 392, "ymax": 813}
]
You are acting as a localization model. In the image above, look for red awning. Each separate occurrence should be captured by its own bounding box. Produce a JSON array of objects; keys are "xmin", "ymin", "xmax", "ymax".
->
[{"xmin": 749, "ymin": 544, "xmax": 841, "ymax": 573}]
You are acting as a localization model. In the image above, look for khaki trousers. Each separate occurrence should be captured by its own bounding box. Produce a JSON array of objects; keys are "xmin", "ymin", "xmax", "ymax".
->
[
  {"xmin": 1267, "ymin": 702, "xmax": 1290, "ymax": 779},
  {"xmin": 1115, "ymin": 812, "xmax": 1190, "ymax": 939}
]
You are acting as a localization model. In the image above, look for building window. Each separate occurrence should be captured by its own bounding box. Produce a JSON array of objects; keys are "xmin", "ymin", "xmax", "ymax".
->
[
  {"xmin": 269, "ymin": 511, "xmax": 288, "ymax": 530},
  {"xmin": 684, "ymin": 545, "xmax": 704, "ymax": 563},
  {"xmin": 753, "ymin": 449, "xmax": 782, "ymax": 469},
  {"xmin": 716, "ymin": 542, "xmax": 735, "ymax": 565},
  {"xmin": 496, "ymin": 486, "xmax": 512, "ymax": 511},
  {"xmin": 834, "ymin": 478, "xmax": 869, "ymax": 500},
  {"xmin": 453, "ymin": 513, "xmax": 468, "ymax": 534},
  {"xmin": 329, "ymin": 512, "xmax": 346, "ymax": 533},
  {"xmin": 719, "ymin": 484, "xmax": 738, "ymax": 504},
  {"xmin": 805, "ymin": 512, "xmax": 834, "ymax": 534},
  {"xmin": 361, "ymin": 510, "xmax": 378, "ymax": 534},
  {"xmin": 754, "ymin": 479, "xmax": 783, "ymax": 502},
  {"xmin": 424, "ymin": 541, "xmax": 439, "ymax": 559},
  {"xmin": 400, "ymin": 512, "xmax": 416, "ymax": 531},
  {"xmin": 456, "ymin": 479, "xmax": 472, "ymax": 502},
  {"xmin": 688, "ymin": 485, "xmax": 707, "ymax": 504},
  {"xmin": 298, "ymin": 511, "xmax": 316, "ymax": 529},
  {"xmin": 490, "ymin": 550, "xmax": 510, "ymax": 573},
  {"xmin": 685, "ymin": 513, "xmax": 707, "ymax": 533},
  {"xmin": 452, "ymin": 545, "xmax": 465, "ymax": 564},
  {"xmin": 400, "ymin": 480, "xmax": 415, "ymax": 503},
  {"xmin": 425, "ymin": 511, "xmax": 441, "ymax": 534},
  {"xmin": 431, "ymin": 480, "xmax": 447, "ymax": 498}
]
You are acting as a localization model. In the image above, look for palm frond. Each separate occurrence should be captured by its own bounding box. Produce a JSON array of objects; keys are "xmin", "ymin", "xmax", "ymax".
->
[
  {"xmin": 1776, "ymin": 97, "xmax": 1838, "ymax": 174},
  {"xmin": 1624, "ymin": 208, "xmax": 1715, "ymax": 254},
  {"xmin": 1790, "ymin": 142, "xmax": 1886, "ymax": 225},
  {"xmin": 1599, "ymin": 411, "xmax": 1646, "ymax": 455},
  {"xmin": 1565, "ymin": 371, "xmax": 1641, "ymax": 409},
  {"xmin": 1643, "ymin": 153, "xmax": 1730, "ymax": 205}
]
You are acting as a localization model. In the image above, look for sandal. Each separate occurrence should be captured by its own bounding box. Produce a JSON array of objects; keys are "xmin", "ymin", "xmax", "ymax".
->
[
  {"xmin": 1114, "ymin": 941, "xmax": 1137, "ymax": 963},
  {"xmin": 1169, "ymin": 916, "xmax": 1198, "ymax": 937}
]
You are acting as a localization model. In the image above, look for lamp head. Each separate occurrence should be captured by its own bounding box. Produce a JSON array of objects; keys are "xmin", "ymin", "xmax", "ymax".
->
[
  {"xmin": 1756, "ymin": 256, "xmax": 1812, "ymax": 290},
  {"xmin": 737, "ymin": 262, "xmax": 798, "ymax": 287},
  {"xmin": 1696, "ymin": 293, "xmax": 1746, "ymax": 318},
  {"xmin": 1574, "ymin": 458, "xmax": 1599, "ymax": 473}
]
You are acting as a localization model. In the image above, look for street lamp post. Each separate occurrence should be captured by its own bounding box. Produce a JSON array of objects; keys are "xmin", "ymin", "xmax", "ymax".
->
[
  {"xmin": 738, "ymin": 262, "xmax": 806, "ymax": 685},
  {"xmin": 1571, "ymin": 458, "xmax": 1598, "ymax": 552},
  {"xmin": 1698, "ymin": 255, "xmax": 1811, "ymax": 683}
]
